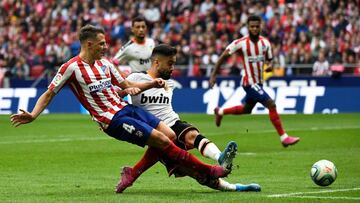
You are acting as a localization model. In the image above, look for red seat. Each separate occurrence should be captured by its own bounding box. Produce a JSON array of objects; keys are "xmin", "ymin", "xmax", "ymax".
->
[{"xmin": 30, "ymin": 65, "xmax": 45, "ymax": 78}]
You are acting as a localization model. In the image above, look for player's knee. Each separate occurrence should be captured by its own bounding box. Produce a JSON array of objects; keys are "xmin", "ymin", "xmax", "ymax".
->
[
  {"xmin": 157, "ymin": 122, "xmax": 176, "ymax": 141},
  {"xmin": 184, "ymin": 130, "xmax": 198, "ymax": 149},
  {"xmin": 167, "ymin": 130, "xmax": 176, "ymax": 142},
  {"xmin": 266, "ymin": 100, "xmax": 276, "ymax": 109},
  {"xmin": 244, "ymin": 103, "xmax": 254, "ymax": 114},
  {"xmin": 149, "ymin": 130, "xmax": 171, "ymax": 148},
  {"xmin": 243, "ymin": 107, "xmax": 252, "ymax": 114}
]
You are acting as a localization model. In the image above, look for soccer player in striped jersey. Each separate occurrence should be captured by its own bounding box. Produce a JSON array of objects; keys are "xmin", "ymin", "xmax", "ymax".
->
[
  {"xmin": 209, "ymin": 15, "xmax": 300, "ymax": 147},
  {"xmin": 123, "ymin": 44, "xmax": 260, "ymax": 192},
  {"xmin": 113, "ymin": 16, "xmax": 155, "ymax": 74},
  {"xmin": 10, "ymin": 25, "xmax": 230, "ymax": 192}
]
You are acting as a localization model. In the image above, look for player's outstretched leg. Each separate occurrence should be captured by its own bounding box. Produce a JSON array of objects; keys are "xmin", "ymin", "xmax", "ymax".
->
[
  {"xmin": 268, "ymin": 107, "xmax": 300, "ymax": 147},
  {"xmin": 218, "ymin": 141, "xmax": 237, "ymax": 172},
  {"xmin": 280, "ymin": 133, "xmax": 300, "ymax": 147},
  {"xmin": 214, "ymin": 107, "xmax": 223, "ymax": 127},
  {"xmin": 217, "ymin": 178, "xmax": 261, "ymax": 192},
  {"xmin": 161, "ymin": 142, "xmax": 229, "ymax": 178},
  {"xmin": 235, "ymin": 183, "xmax": 261, "ymax": 192},
  {"xmin": 115, "ymin": 166, "xmax": 136, "ymax": 193}
]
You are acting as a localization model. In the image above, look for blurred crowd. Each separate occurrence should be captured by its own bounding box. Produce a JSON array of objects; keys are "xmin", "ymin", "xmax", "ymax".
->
[{"xmin": 0, "ymin": 0, "xmax": 359, "ymax": 83}]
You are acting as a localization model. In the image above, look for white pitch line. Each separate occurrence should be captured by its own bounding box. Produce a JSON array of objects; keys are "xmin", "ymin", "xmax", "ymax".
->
[
  {"xmin": 289, "ymin": 196, "xmax": 360, "ymax": 200},
  {"xmin": 2, "ymin": 125, "xmax": 359, "ymax": 145},
  {"xmin": 0, "ymin": 136, "xmax": 109, "ymax": 144},
  {"xmin": 268, "ymin": 187, "xmax": 360, "ymax": 198},
  {"xmin": 238, "ymin": 152, "xmax": 256, "ymax": 156}
]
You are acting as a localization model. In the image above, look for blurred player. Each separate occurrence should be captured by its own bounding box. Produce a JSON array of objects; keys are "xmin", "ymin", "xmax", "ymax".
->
[
  {"xmin": 209, "ymin": 15, "xmax": 300, "ymax": 147},
  {"xmin": 113, "ymin": 16, "xmax": 155, "ymax": 74},
  {"xmin": 122, "ymin": 44, "xmax": 260, "ymax": 192},
  {"xmin": 10, "ymin": 25, "xmax": 230, "ymax": 191}
]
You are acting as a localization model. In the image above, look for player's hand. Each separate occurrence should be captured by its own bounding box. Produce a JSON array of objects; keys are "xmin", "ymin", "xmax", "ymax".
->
[
  {"xmin": 209, "ymin": 75, "xmax": 217, "ymax": 88},
  {"xmin": 124, "ymin": 87, "xmax": 141, "ymax": 95},
  {"xmin": 153, "ymin": 78, "xmax": 166, "ymax": 88},
  {"xmin": 10, "ymin": 109, "xmax": 35, "ymax": 127},
  {"xmin": 112, "ymin": 58, "xmax": 120, "ymax": 66},
  {"xmin": 265, "ymin": 65, "xmax": 273, "ymax": 72}
]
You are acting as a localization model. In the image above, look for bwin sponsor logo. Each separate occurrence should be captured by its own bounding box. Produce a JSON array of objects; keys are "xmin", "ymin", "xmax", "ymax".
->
[
  {"xmin": 88, "ymin": 79, "xmax": 112, "ymax": 93},
  {"xmin": 141, "ymin": 93, "xmax": 169, "ymax": 104},
  {"xmin": 139, "ymin": 58, "xmax": 150, "ymax": 65}
]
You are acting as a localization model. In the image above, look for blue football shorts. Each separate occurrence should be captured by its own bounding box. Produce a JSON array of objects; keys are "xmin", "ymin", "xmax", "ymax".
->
[
  {"xmin": 243, "ymin": 84, "xmax": 271, "ymax": 106},
  {"xmin": 104, "ymin": 104, "xmax": 161, "ymax": 147}
]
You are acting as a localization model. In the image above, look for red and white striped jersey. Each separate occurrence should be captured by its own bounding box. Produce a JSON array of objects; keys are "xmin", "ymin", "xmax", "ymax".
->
[
  {"xmin": 48, "ymin": 56, "xmax": 128, "ymax": 128},
  {"xmin": 226, "ymin": 35, "xmax": 273, "ymax": 86}
]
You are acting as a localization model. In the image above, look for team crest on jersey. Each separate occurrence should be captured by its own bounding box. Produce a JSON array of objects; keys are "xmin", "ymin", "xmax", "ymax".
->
[
  {"xmin": 262, "ymin": 45, "xmax": 267, "ymax": 50},
  {"xmin": 100, "ymin": 65, "xmax": 107, "ymax": 72},
  {"xmin": 52, "ymin": 73, "xmax": 62, "ymax": 86},
  {"xmin": 88, "ymin": 78, "xmax": 112, "ymax": 93},
  {"xmin": 100, "ymin": 65, "xmax": 110, "ymax": 75}
]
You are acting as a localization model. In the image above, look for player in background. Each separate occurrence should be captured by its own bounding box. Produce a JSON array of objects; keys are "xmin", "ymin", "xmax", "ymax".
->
[
  {"xmin": 209, "ymin": 15, "xmax": 300, "ymax": 147},
  {"xmin": 122, "ymin": 44, "xmax": 260, "ymax": 192},
  {"xmin": 113, "ymin": 16, "xmax": 155, "ymax": 75},
  {"xmin": 10, "ymin": 25, "xmax": 230, "ymax": 192}
]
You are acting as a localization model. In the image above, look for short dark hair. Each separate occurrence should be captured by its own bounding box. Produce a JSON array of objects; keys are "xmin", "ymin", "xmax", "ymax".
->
[
  {"xmin": 247, "ymin": 15, "xmax": 262, "ymax": 24},
  {"xmin": 151, "ymin": 44, "xmax": 177, "ymax": 59},
  {"xmin": 79, "ymin": 24, "xmax": 105, "ymax": 43},
  {"xmin": 132, "ymin": 16, "xmax": 147, "ymax": 26}
]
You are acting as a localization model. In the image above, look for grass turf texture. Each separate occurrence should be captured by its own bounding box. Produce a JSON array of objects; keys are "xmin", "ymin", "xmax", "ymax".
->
[{"xmin": 1, "ymin": 113, "xmax": 359, "ymax": 202}]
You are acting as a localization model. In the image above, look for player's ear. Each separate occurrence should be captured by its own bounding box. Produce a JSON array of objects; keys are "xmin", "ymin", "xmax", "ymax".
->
[
  {"xmin": 86, "ymin": 40, "xmax": 92, "ymax": 48},
  {"xmin": 155, "ymin": 59, "xmax": 160, "ymax": 67},
  {"xmin": 153, "ymin": 58, "xmax": 159, "ymax": 66}
]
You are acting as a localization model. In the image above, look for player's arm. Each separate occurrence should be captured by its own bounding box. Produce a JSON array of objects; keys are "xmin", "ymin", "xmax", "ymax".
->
[
  {"xmin": 11, "ymin": 61, "xmax": 74, "ymax": 127},
  {"xmin": 264, "ymin": 59, "xmax": 273, "ymax": 72},
  {"xmin": 10, "ymin": 89, "xmax": 55, "ymax": 127},
  {"xmin": 264, "ymin": 40, "xmax": 274, "ymax": 72},
  {"xmin": 109, "ymin": 59, "xmax": 166, "ymax": 94},
  {"xmin": 119, "ymin": 79, "xmax": 166, "ymax": 95},
  {"xmin": 112, "ymin": 42, "xmax": 132, "ymax": 68},
  {"xmin": 209, "ymin": 49, "xmax": 231, "ymax": 88}
]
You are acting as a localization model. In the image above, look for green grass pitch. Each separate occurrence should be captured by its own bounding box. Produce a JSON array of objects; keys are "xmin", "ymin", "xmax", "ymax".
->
[{"xmin": 1, "ymin": 113, "xmax": 360, "ymax": 202}]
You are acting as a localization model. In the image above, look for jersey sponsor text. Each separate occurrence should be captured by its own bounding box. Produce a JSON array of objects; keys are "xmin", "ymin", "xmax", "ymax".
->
[
  {"xmin": 140, "ymin": 93, "xmax": 170, "ymax": 104},
  {"xmin": 88, "ymin": 78, "xmax": 112, "ymax": 93}
]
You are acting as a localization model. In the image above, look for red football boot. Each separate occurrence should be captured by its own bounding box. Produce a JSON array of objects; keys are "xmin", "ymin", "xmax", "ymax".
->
[
  {"xmin": 115, "ymin": 166, "xmax": 136, "ymax": 193},
  {"xmin": 281, "ymin": 136, "xmax": 300, "ymax": 147}
]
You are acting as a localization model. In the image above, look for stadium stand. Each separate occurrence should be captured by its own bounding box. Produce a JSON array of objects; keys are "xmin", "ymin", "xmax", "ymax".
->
[{"xmin": 0, "ymin": 0, "xmax": 359, "ymax": 84}]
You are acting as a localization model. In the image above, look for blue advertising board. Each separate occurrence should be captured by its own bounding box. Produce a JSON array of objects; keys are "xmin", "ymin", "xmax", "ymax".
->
[{"xmin": 1, "ymin": 85, "xmax": 360, "ymax": 114}]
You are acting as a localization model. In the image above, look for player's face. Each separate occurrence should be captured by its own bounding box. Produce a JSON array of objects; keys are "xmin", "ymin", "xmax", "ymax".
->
[
  {"xmin": 248, "ymin": 20, "xmax": 261, "ymax": 37},
  {"xmin": 132, "ymin": 21, "xmax": 147, "ymax": 39},
  {"xmin": 88, "ymin": 33, "xmax": 108, "ymax": 60},
  {"xmin": 155, "ymin": 55, "xmax": 176, "ymax": 80}
]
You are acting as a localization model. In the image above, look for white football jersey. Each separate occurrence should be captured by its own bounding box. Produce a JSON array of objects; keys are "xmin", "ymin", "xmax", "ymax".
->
[
  {"xmin": 127, "ymin": 72, "xmax": 180, "ymax": 126},
  {"xmin": 114, "ymin": 38, "xmax": 155, "ymax": 73}
]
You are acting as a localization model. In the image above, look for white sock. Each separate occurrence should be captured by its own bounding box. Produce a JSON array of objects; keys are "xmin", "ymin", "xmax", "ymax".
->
[
  {"xmin": 280, "ymin": 133, "xmax": 288, "ymax": 142},
  {"xmin": 218, "ymin": 108, "xmax": 224, "ymax": 115},
  {"xmin": 198, "ymin": 139, "xmax": 221, "ymax": 161},
  {"xmin": 218, "ymin": 178, "xmax": 236, "ymax": 191}
]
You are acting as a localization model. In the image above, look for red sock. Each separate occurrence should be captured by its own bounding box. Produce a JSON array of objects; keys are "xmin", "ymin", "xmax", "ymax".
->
[
  {"xmin": 223, "ymin": 105, "xmax": 244, "ymax": 115},
  {"xmin": 269, "ymin": 108, "xmax": 285, "ymax": 136},
  {"xmin": 131, "ymin": 147, "xmax": 160, "ymax": 179},
  {"xmin": 160, "ymin": 142, "xmax": 213, "ymax": 175}
]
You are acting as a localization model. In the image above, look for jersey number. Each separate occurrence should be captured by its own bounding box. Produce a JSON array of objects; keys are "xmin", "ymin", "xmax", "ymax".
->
[{"xmin": 123, "ymin": 123, "xmax": 135, "ymax": 134}]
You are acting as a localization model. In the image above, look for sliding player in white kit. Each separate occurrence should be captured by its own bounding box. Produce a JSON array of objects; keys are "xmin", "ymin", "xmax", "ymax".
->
[
  {"xmin": 113, "ymin": 16, "xmax": 155, "ymax": 74},
  {"xmin": 123, "ymin": 44, "xmax": 261, "ymax": 192}
]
